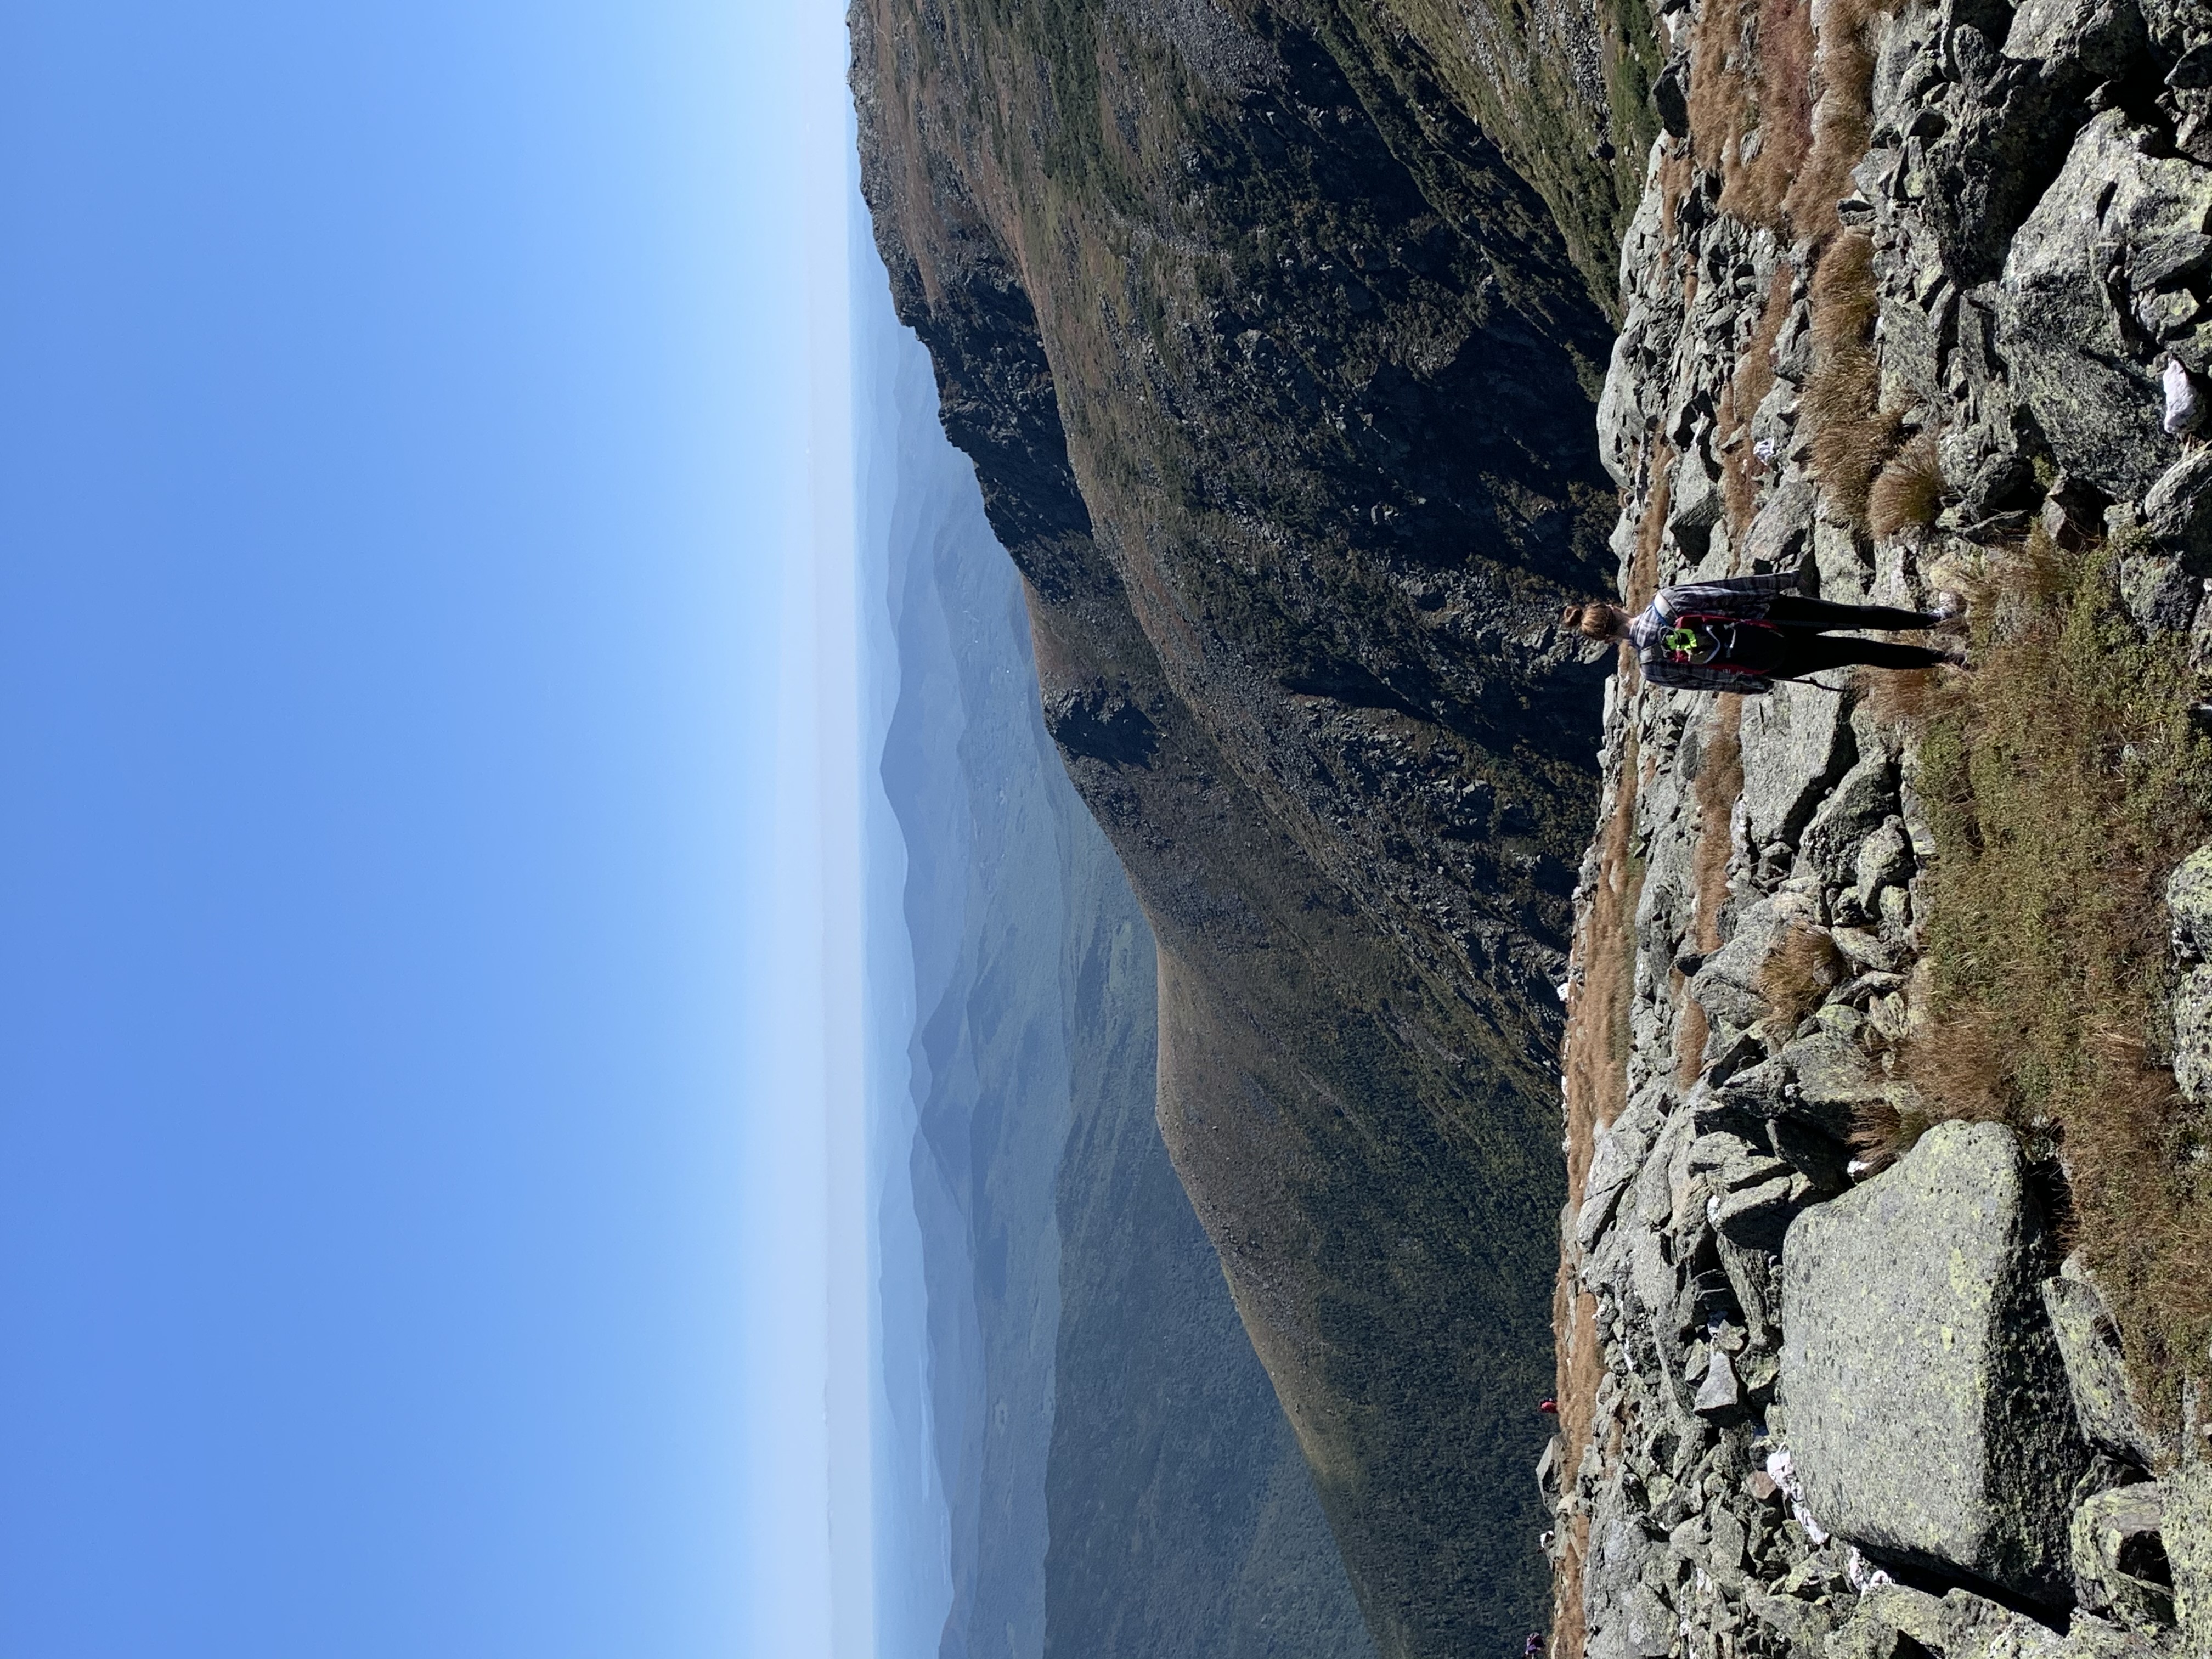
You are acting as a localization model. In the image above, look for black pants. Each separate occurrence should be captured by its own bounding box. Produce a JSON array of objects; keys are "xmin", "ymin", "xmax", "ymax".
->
[{"xmin": 1761, "ymin": 595, "xmax": 1949, "ymax": 677}]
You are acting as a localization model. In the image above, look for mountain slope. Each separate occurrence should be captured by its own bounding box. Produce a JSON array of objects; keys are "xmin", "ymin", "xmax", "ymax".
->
[
  {"xmin": 867, "ymin": 287, "xmax": 1373, "ymax": 1659},
  {"xmin": 852, "ymin": 0, "xmax": 1662, "ymax": 1651}
]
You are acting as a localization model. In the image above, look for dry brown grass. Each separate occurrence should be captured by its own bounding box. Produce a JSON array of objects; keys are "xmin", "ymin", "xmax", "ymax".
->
[
  {"xmin": 1869, "ymin": 430, "xmax": 1946, "ymax": 538},
  {"xmin": 1782, "ymin": 0, "xmax": 1894, "ymax": 244},
  {"xmin": 1803, "ymin": 232, "xmax": 1905, "ymax": 523},
  {"xmin": 1810, "ymin": 227, "xmax": 1880, "ymax": 338},
  {"xmin": 1847, "ymin": 1069, "xmax": 2008, "ymax": 1176},
  {"xmin": 1854, "ymin": 663, "xmax": 1953, "ymax": 729},
  {"xmin": 1757, "ymin": 922, "xmax": 1845, "ymax": 1031},
  {"xmin": 1688, "ymin": 0, "xmax": 1819, "ymax": 228},
  {"xmin": 1553, "ymin": 740, "xmax": 1648, "ymax": 1658},
  {"xmin": 1656, "ymin": 144, "xmax": 1696, "ymax": 248},
  {"xmin": 1852, "ymin": 1008, "xmax": 2012, "ymax": 1170},
  {"xmin": 1897, "ymin": 538, "xmax": 2212, "ymax": 1434}
]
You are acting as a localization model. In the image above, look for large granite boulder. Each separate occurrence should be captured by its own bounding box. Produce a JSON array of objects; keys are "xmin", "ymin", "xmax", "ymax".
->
[
  {"xmin": 1740, "ymin": 680, "xmax": 1853, "ymax": 851},
  {"xmin": 1799, "ymin": 755, "xmax": 1900, "ymax": 889},
  {"xmin": 2004, "ymin": 0, "xmax": 2150, "ymax": 87},
  {"xmin": 2164, "ymin": 1463, "xmax": 2212, "ymax": 1644},
  {"xmin": 1780, "ymin": 1121, "xmax": 2092, "ymax": 1604},
  {"xmin": 2175, "ymin": 965, "xmax": 2212, "ymax": 1108},
  {"xmin": 2000, "ymin": 110, "xmax": 2212, "ymax": 502}
]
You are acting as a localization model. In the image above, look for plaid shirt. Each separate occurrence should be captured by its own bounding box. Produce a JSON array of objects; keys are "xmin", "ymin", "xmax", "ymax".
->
[{"xmin": 1627, "ymin": 571, "xmax": 1802, "ymax": 695}]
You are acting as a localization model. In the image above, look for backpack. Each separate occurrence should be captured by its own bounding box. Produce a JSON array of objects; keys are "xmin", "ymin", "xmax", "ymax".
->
[{"xmin": 1652, "ymin": 611, "xmax": 1783, "ymax": 675}]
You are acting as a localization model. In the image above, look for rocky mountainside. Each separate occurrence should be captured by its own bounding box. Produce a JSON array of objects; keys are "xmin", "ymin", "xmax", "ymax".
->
[
  {"xmin": 851, "ymin": 2, "xmax": 1670, "ymax": 1654},
  {"xmin": 1549, "ymin": 0, "xmax": 2212, "ymax": 1652}
]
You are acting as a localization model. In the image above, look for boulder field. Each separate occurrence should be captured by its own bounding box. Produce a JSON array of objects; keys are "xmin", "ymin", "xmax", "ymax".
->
[{"xmin": 1550, "ymin": 0, "xmax": 2212, "ymax": 1651}]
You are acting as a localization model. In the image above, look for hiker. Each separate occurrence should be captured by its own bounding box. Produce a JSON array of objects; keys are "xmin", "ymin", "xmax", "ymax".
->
[{"xmin": 1561, "ymin": 569, "xmax": 1965, "ymax": 693}]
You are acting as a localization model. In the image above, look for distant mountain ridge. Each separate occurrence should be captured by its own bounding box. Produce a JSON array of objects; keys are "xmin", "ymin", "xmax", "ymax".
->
[{"xmin": 862, "ymin": 268, "xmax": 1371, "ymax": 1659}]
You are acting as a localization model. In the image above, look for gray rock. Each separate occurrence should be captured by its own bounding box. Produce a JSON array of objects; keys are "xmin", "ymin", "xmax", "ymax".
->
[
  {"xmin": 1713, "ymin": 1172, "xmax": 1804, "ymax": 1251},
  {"xmin": 2003, "ymin": 0, "xmax": 2149, "ymax": 86},
  {"xmin": 1918, "ymin": 60, "xmax": 2083, "ymax": 287},
  {"xmin": 1714, "ymin": 1147, "xmax": 1795, "ymax": 1192},
  {"xmin": 1652, "ymin": 57, "xmax": 1689, "ymax": 140},
  {"xmin": 2002, "ymin": 111, "xmax": 2212, "ymax": 501},
  {"xmin": 2118, "ymin": 550, "xmax": 2203, "ymax": 631},
  {"xmin": 1583, "ymin": 1474, "xmax": 1663, "ymax": 1654},
  {"xmin": 1576, "ymin": 1177, "xmax": 1629, "ymax": 1252},
  {"xmin": 1718, "ymin": 1231, "xmax": 1780, "ymax": 1345},
  {"xmin": 1779, "ymin": 1121, "xmax": 2090, "ymax": 1603},
  {"xmin": 1854, "ymin": 819, "xmax": 1915, "ymax": 904},
  {"xmin": 1854, "ymin": 1581, "xmax": 1951, "ymax": 1650},
  {"xmin": 1632, "ymin": 1216, "xmax": 1680, "ymax": 1328},
  {"xmin": 1935, "ymin": 1585, "xmax": 2078, "ymax": 1657},
  {"xmin": 1671, "ymin": 447, "xmax": 1724, "ymax": 546},
  {"xmin": 1744, "ymin": 1588, "xmax": 1831, "ymax": 1647},
  {"xmin": 2171, "ymin": 962, "xmax": 2212, "ymax": 1105},
  {"xmin": 2072, "ymin": 1482, "xmax": 2175, "ymax": 1628},
  {"xmin": 1741, "ymin": 681, "xmax": 1855, "ymax": 850},
  {"xmin": 1830, "ymin": 924, "xmax": 1909, "ymax": 975},
  {"xmin": 2163, "ymin": 1463, "xmax": 2212, "ymax": 1645},
  {"xmin": 1822, "ymin": 1612, "xmax": 1900, "ymax": 1659},
  {"xmin": 1598, "ymin": 319, "xmax": 1646, "ymax": 489},
  {"xmin": 1695, "ymin": 1345, "xmax": 1745, "ymax": 1420},
  {"xmin": 1587, "ymin": 1112, "xmax": 1651, "ymax": 1199},
  {"xmin": 2043, "ymin": 1256, "xmax": 2163, "ymax": 1468},
  {"xmin": 1622, "ymin": 1583, "xmax": 1674, "ymax": 1658},
  {"xmin": 1689, "ymin": 1129, "xmax": 1760, "ymax": 1172},
  {"xmin": 1767, "ymin": 1115, "xmax": 1854, "ymax": 1194},
  {"xmin": 2168, "ymin": 842, "xmax": 2212, "ymax": 958},
  {"xmin": 1801, "ymin": 756, "xmax": 1900, "ymax": 888},
  {"xmin": 1690, "ymin": 891, "xmax": 1822, "ymax": 1028},
  {"xmin": 1743, "ymin": 477, "xmax": 1816, "ymax": 572},
  {"xmin": 2144, "ymin": 447, "xmax": 2212, "ymax": 567},
  {"xmin": 1778, "ymin": 1031, "xmax": 1887, "ymax": 1137}
]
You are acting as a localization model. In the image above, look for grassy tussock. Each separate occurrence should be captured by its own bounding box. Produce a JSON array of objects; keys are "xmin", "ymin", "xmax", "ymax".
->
[
  {"xmin": 1854, "ymin": 663, "xmax": 1949, "ymax": 729},
  {"xmin": 1554, "ymin": 740, "xmax": 1649, "ymax": 1659},
  {"xmin": 1782, "ymin": 0, "xmax": 1893, "ymax": 243},
  {"xmin": 1869, "ymin": 430, "xmax": 1946, "ymax": 537},
  {"xmin": 1849, "ymin": 1044, "xmax": 2007, "ymax": 1175},
  {"xmin": 1757, "ymin": 923, "xmax": 1844, "ymax": 1031},
  {"xmin": 1688, "ymin": 0, "xmax": 1818, "ymax": 228},
  {"xmin": 1897, "ymin": 532, "xmax": 2212, "ymax": 1430},
  {"xmin": 1685, "ymin": 0, "xmax": 1887, "ymax": 239},
  {"xmin": 1628, "ymin": 440, "xmax": 1673, "ymax": 617},
  {"xmin": 1803, "ymin": 232, "xmax": 1904, "ymax": 523}
]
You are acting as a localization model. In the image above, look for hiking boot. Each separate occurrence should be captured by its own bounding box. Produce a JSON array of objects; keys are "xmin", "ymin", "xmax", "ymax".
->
[
  {"xmin": 1940, "ymin": 646, "xmax": 1973, "ymax": 669},
  {"xmin": 1928, "ymin": 590, "xmax": 1968, "ymax": 629}
]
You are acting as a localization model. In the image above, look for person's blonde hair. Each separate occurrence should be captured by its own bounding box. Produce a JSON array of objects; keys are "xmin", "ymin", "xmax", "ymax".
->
[{"xmin": 1561, "ymin": 602, "xmax": 1621, "ymax": 640}]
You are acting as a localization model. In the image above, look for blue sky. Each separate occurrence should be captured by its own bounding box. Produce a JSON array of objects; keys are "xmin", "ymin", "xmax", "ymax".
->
[{"xmin": 0, "ymin": 2, "xmax": 861, "ymax": 1654}]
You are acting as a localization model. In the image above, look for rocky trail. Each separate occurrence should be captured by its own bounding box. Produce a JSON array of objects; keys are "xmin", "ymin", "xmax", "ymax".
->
[{"xmin": 1547, "ymin": 0, "xmax": 2212, "ymax": 1651}]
